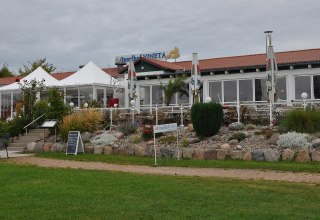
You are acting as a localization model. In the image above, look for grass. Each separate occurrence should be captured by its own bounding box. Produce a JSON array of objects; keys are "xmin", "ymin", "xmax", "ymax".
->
[
  {"xmin": 0, "ymin": 162, "xmax": 320, "ymax": 219},
  {"xmin": 37, "ymin": 152, "xmax": 320, "ymax": 173}
]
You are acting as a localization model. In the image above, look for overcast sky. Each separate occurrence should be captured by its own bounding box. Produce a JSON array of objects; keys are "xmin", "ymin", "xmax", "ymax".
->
[{"xmin": 1, "ymin": 0, "xmax": 320, "ymax": 73}]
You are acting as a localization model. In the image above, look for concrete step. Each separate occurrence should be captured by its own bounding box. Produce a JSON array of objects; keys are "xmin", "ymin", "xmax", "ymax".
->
[
  {"xmin": 8, "ymin": 142, "xmax": 28, "ymax": 148},
  {"xmin": 7, "ymin": 147, "xmax": 26, "ymax": 152}
]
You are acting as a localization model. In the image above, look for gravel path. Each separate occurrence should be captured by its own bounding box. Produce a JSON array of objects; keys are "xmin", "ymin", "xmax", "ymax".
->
[{"xmin": 8, "ymin": 156, "xmax": 320, "ymax": 184}]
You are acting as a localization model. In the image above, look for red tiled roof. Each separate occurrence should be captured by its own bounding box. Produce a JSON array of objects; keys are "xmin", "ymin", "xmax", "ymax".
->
[
  {"xmin": 0, "ymin": 76, "xmax": 22, "ymax": 85},
  {"xmin": 102, "ymin": 67, "xmax": 121, "ymax": 77},
  {"xmin": 177, "ymin": 48, "xmax": 320, "ymax": 71},
  {"xmin": 139, "ymin": 57, "xmax": 183, "ymax": 71},
  {"xmin": 51, "ymin": 71, "xmax": 74, "ymax": 80}
]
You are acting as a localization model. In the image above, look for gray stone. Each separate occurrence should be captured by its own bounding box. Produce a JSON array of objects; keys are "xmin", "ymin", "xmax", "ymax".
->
[
  {"xmin": 220, "ymin": 143, "xmax": 231, "ymax": 150},
  {"xmin": 282, "ymin": 149, "xmax": 295, "ymax": 161},
  {"xmin": 236, "ymin": 145, "xmax": 242, "ymax": 150},
  {"xmin": 114, "ymin": 132, "xmax": 124, "ymax": 139},
  {"xmin": 311, "ymin": 139, "xmax": 320, "ymax": 148},
  {"xmin": 230, "ymin": 151, "xmax": 243, "ymax": 160},
  {"xmin": 295, "ymin": 149, "xmax": 311, "ymax": 162},
  {"xmin": 229, "ymin": 139, "xmax": 238, "ymax": 145},
  {"xmin": 242, "ymin": 150, "xmax": 252, "ymax": 161},
  {"xmin": 113, "ymin": 147, "xmax": 125, "ymax": 155},
  {"xmin": 187, "ymin": 138, "xmax": 200, "ymax": 144},
  {"xmin": 34, "ymin": 142, "xmax": 44, "ymax": 152},
  {"xmin": 217, "ymin": 150, "xmax": 229, "ymax": 160},
  {"xmin": 81, "ymin": 132, "xmax": 93, "ymax": 143},
  {"xmin": 263, "ymin": 149, "xmax": 280, "ymax": 162},
  {"xmin": 229, "ymin": 122, "xmax": 245, "ymax": 131},
  {"xmin": 187, "ymin": 124, "xmax": 194, "ymax": 132},
  {"xmin": 268, "ymin": 134, "xmax": 279, "ymax": 145},
  {"xmin": 193, "ymin": 149, "xmax": 205, "ymax": 160},
  {"xmin": 204, "ymin": 149, "xmax": 217, "ymax": 160},
  {"xmin": 84, "ymin": 144, "xmax": 94, "ymax": 153},
  {"xmin": 182, "ymin": 148, "xmax": 194, "ymax": 159},
  {"xmin": 173, "ymin": 148, "xmax": 183, "ymax": 159},
  {"xmin": 251, "ymin": 149, "xmax": 264, "ymax": 161},
  {"xmin": 52, "ymin": 143, "xmax": 63, "ymax": 152},
  {"xmin": 311, "ymin": 150, "xmax": 320, "ymax": 162},
  {"xmin": 93, "ymin": 146, "xmax": 104, "ymax": 154},
  {"xmin": 91, "ymin": 133, "xmax": 118, "ymax": 147},
  {"xmin": 43, "ymin": 143, "xmax": 52, "ymax": 152},
  {"xmin": 134, "ymin": 146, "xmax": 146, "ymax": 157},
  {"xmin": 124, "ymin": 146, "xmax": 135, "ymax": 156},
  {"xmin": 26, "ymin": 142, "xmax": 37, "ymax": 152},
  {"xmin": 103, "ymin": 146, "xmax": 113, "ymax": 155},
  {"xmin": 160, "ymin": 148, "xmax": 174, "ymax": 158}
]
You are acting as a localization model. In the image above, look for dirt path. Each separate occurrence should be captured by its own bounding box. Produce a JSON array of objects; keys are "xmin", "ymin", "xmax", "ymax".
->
[{"xmin": 8, "ymin": 156, "xmax": 320, "ymax": 184}]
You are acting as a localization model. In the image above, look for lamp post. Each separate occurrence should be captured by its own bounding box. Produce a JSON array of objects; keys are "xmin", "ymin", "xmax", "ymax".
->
[
  {"xmin": 301, "ymin": 92, "xmax": 308, "ymax": 111},
  {"xmin": 130, "ymin": 100, "xmax": 135, "ymax": 125},
  {"xmin": 205, "ymin": 96, "xmax": 212, "ymax": 103}
]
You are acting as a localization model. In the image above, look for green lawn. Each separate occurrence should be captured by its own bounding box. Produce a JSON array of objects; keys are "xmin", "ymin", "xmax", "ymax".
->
[
  {"xmin": 0, "ymin": 161, "xmax": 319, "ymax": 219},
  {"xmin": 37, "ymin": 152, "xmax": 320, "ymax": 173}
]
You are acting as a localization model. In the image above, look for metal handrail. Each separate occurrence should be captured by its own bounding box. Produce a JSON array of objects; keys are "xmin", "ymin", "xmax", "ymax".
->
[{"xmin": 23, "ymin": 113, "xmax": 46, "ymax": 135}]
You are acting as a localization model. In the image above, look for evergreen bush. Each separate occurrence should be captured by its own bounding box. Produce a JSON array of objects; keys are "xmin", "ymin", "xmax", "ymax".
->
[
  {"xmin": 279, "ymin": 109, "xmax": 320, "ymax": 133},
  {"xmin": 191, "ymin": 103, "xmax": 223, "ymax": 138}
]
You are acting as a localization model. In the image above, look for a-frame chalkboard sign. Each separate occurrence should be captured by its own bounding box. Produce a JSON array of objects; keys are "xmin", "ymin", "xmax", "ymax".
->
[{"xmin": 66, "ymin": 131, "xmax": 84, "ymax": 155}]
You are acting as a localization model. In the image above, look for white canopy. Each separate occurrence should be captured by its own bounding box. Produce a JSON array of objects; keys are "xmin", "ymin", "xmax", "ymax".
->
[
  {"xmin": 59, "ymin": 61, "xmax": 115, "ymax": 87},
  {"xmin": 0, "ymin": 67, "xmax": 61, "ymax": 92}
]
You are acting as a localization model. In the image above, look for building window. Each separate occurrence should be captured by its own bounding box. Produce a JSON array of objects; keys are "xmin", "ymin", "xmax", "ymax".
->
[
  {"xmin": 209, "ymin": 81, "xmax": 222, "ymax": 102},
  {"xmin": 223, "ymin": 80, "xmax": 237, "ymax": 103},
  {"xmin": 255, "ymin": 78, "xmax": 267, "ymax": 101},
  {"xmin": 295, "ymin": 76, "xmax": 310, "ymax": 99},
  {"xmin": 239, "ymin": 79, "xmax": 253, "ymax": 101},
  {"xmin": 152, "ymin": 85, "xmax": 163, "ymax": 105},
  {"xmin": 140, "ymin": 86, "xmax": 150, "ymax": 106},
  {"xmin": 314, "ymin": 75, "xmax": 320, "ymax": 99},
  {"xmin": 177, "ymin": 84, "xmax": 189, "ymax": 105},
  {"xmin": 276, "ymin": 77, "xmax": 287, "ymax": 101}
]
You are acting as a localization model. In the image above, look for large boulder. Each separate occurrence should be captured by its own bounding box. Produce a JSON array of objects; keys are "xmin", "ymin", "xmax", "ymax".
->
[
  {"xmin": 27, "ymin": 142, "xmax": 37, "ymax": 152},
  {"xmin": 134, "ymin": 146, "xmax": 146, "ymax": 157},
  {"xmin": 263, "ymin": 149, "xmax": 280, "ymax": 162},
  {"xmin": 187, "ymin": 124, "xmax": 194, "ymax": 132},
  {"xmin": 230, "ymin": 151, "xmax": 243, "ymax": 160},
  {"xmin": 268, "ymin": 134, "xmax": 279, "ymax": 145},
  {"xmin": 182, "ymin": 148, "xmax": 194, "ymax": 159},
  {"xmin": 295, "ymin": 149, "xmax": 311, "ymax": 162},
  {"xmin": 113, "ymin": 147, "xmax": 125, "ymax": 155},
  {"xmin": 173, "ymin": 148, "xmax": 183, "ymax": 159},
  {"xmin": 251, "ymin": 149, "xmax": 264, "ymax": 161},
  {"xmin": 282, "ymin": 149, "xmax": 295, "ymax": 161},
  {"xmin": 113, "ymin": 132, "xmax": 124, "ymax": 139},
  {"xmin": 216, "ymin": 150, "xmax": 229, "ymax": 160},
  {"xmin": 34, "ymin": 142, "xmax": 44, "ymax": 153},
  {"xmin": 103, "ymin": 146, "xmax": 113, "ymax": 155},
  {"xmin": 242, "ymin": 150, "xmax": 252, "ymax": 161},
  {"xmin": 84, "ymin": 144, "xmax": 94, "ymax": 153},
  {"xmin": 311, "ymin": 150, "xmax": 320, "ymax": 162},
  {"xmin": 193, "ymin": 149, "xmax": 205, "ymax": 160},
  {"xmin": 204, "ymin": 150, "xmax": 217, "ymax": 160},
  {"xmin": 43, "ymin": 143, "xmax": 53, "ymax": 152},
  {"xmin": 219, "ymin": 143, "xmax": 231, "ymax": 150},
  {"xmin": 91, "ymin": 133, "xmax": 118, "ymax": 147},
  {"xmin": 81, "ymin": 132, "xmax": 93, "ymax": 143},
  {"xmin": 311, "ymin": 139, "xmax": 320, "ymax": 148},
  {"xmin": 124, "ymin": 146, "xmax": 135, "ymax": 156},
  {"xmin": 187, "ymin": 138, "xmax": 200, "ymax": 144},
  {"xmin": 93, "ymin": 146, "xmax": 104, "ymax": 154},
  {"xmin": 229, "ymin": 122, "xmax": 245, "ymax": 131},
  {"xmin": 160, "ymin": 148, "xmax": 174, "ymax": 158}
]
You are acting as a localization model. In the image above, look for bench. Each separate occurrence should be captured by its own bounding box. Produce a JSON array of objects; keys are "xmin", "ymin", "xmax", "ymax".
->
[{"xmin": 0, "ymin": 133, "xmax": 9, "ymax": 158}]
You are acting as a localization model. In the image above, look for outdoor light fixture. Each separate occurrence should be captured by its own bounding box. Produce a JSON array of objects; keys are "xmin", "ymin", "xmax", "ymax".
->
[
  {"xmin": 69, "ymin": 102, "xmax": 74, "ymax": 108},
  {"xmin": 84, "ymin": 103, "xmax": 88, "ymax": 108},
  {"xmin": 114, "ymin": 103, "xmax": 118, "ymax": 108},
  {"xmin": 301, "ymin": 92, "xmax": 308, "ymax": 111},
  {"xmin": 205, "ymin": 97, "xmax": 212, "ymax": 103},
  {"xmin": 130, "ymin": 100, "xmax": 135, "ymax": 107}
]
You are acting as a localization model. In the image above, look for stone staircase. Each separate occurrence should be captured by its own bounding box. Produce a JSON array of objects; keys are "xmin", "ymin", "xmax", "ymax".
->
[{"xmin": 7, "ymin": 129, "xmax": 50, "ymax": 152}]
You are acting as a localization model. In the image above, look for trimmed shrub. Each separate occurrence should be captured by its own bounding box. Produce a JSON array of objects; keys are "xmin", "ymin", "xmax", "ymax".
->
[
  {"xmin": 118, "ymin": 122, "xmax": 136, "ymax": 135},
  {"xmin": 279, "ymin": 109, "xmax": 320, "ymax": 133},
  {"xmin": 277, "ymin": 132, "xmax": 309, "ymax": 149},
  {"xmin": 59, "ymin": 110, "xmax": 102, "ymax": 141},
  {"xmin": 191, "ymin": 103, "xmax": 223, "ymax": 138}
]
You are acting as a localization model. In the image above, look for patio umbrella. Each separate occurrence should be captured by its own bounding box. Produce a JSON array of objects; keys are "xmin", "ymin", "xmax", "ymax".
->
[
  {"xmin": 191, "ymin": 53, "xmax": 201, "ymax": 104},
  {"xmin": 128, "ymin": 60, "xmax": 137, "ymax": 106},
  {"xmin": 265, "ymin": 31, "xmax": 278, "ymax": 104}
]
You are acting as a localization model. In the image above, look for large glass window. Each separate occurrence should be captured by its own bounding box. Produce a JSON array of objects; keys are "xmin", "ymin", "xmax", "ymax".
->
[
  {"xmin": 223, "ymin": 81, "xmax": 237, "ymax": 103},
  {"xmin": 209, "ymin": 81, "xmax": 222, "ymax": 102},
  {"xmin": 178, "ymin": 84, "xmax": 189, "ymax": 105},
  {"xmin": 276, "ymin": 77, "xmax": 287, "ymax": 101},
  {"xmin": 239, "ymin": 79, "xmax": 253, "ymax": 101},
  {"xmin": 255, "ymin": 78, "xmax": 267, "ymax": 101},
  {"xmin": 314, "ymin": 75, "xmax": 320, "ymax": 99},
  {"xmin": 152, "ymin": 85, "xmax": 163, "ymax": 105},
  {"xmin": 140, "ymin": 86, "xmax": 150, "ymax": 106},
  {"xmin": 295, "ymin": 76, "xmax": 310, "ymax": 100}
]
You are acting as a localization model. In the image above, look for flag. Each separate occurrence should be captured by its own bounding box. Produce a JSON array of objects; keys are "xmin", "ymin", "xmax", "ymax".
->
[
  {"xmin": 191, "ymin": 53, "xmax": 201, "ymax": 103},
  {"xmin": 128, "ymin": 60, "xmax": 137, "ymax": 100},
  {"xmin": 266, "ymin": 41, "xmax": 278, "ymax": 103}
]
